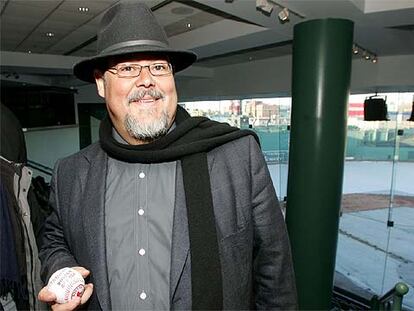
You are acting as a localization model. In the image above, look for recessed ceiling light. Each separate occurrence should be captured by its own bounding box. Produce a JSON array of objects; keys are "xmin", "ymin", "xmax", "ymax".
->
[
  {"xmin": 78, "ymin": 7, "xmax": 89, "ymax": 12},
  {"xmin": 46, "ymin": 32, "xmax": 55, "ymax": 37}
]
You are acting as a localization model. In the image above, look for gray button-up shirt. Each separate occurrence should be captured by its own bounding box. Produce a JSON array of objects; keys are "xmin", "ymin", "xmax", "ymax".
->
[{"xmin": 105, "ymin": 130, "xmax": 176, "ymax": 310}]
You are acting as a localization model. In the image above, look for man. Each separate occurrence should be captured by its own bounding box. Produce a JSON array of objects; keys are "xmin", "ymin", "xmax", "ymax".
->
[{"xmin": 38, "ymin": 1, "xmax": 297, "ymax": 310}]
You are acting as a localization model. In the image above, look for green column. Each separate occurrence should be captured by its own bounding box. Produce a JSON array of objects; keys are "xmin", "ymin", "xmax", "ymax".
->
[{"xmin": 285, "ymin": 19, "xmax": 354, "ymax": 309}]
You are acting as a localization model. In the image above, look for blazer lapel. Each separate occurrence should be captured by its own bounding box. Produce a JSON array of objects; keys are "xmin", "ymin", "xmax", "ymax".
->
[
  {"xmin": 80, "ymin": 147, "xmax": 190, "ymax": 307},
  {"xmin": 82, "ymin": 147, "xmax": 111, "ymax": 310},
  {"xmin": 170, "ymin": 162, "xmax": 190, "ymax": 301}
]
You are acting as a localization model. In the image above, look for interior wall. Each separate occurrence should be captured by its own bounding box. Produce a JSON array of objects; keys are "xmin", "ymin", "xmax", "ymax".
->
[
  {"xmin": 176, "ymin": 55, "xmax": 293, "ymax": 101},
  {"xmin": 75, "ymin": 84, "xmax": 104, "ymax": 104},
  {"xmin": 24, "ymin": 126, "xmax": 79, "ymax": 181},
  {"xmin": 176, "ymin": 54, "xmax": 414, "ymax": 101}
]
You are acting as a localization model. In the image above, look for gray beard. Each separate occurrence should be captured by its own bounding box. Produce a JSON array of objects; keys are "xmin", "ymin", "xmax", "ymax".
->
[{"xmin": 124, "ymin": 109, "xmax": 170, "ymax": 143}]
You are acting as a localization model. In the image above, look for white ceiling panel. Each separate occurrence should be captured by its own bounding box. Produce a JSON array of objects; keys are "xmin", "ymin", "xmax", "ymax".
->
[
  {"xmin": 170, "ymin": 19, "xmax": 266, "ymax": 50},
  {"xmin": 37, "ymin": 20, "xmax": 78, "ymax": 35},
  {"xmin": 1, "ymin": 16, "xmax": 38, "ymax": 32},
  {"xmin": 3, "ymin": 1, "xmax": 56, "ymax": 18},
  {"xmin": 1, "ymin": 0, "xmax": 414, "ymax": 88},
  {"xmin": 47, "ymin": 10, "xmax": 94, "ymax": 24},
  {"xmin": 1, "ymin": 10, "xmax": 48, "ymax": 29},
  {"xmin": 58, "ymin": 0, "xmax": 115, "ymax": 13},
  {"xmin": 155, "ymin": 1, "xmax": 203, "ymax": 25},
  {"xmin": 17, "ymin": 39, "xmax": 52, "ymax": 53}
]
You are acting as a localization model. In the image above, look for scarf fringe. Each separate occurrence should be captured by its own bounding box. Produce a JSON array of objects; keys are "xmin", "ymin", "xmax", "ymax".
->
[{"xmin": 0, "ymin": 278, "xmax": 29, "ymax": 300}]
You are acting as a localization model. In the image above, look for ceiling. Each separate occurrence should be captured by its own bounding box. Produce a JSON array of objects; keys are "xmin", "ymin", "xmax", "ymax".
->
[{"xmin": 1, "ymin": 0, "xmax": 414, "ymax": 87}]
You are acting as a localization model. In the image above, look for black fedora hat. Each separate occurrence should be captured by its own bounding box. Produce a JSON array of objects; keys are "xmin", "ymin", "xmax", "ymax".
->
[{"xmin": 73, "ymin": 1, "xmax": 197, "ymax": 83}]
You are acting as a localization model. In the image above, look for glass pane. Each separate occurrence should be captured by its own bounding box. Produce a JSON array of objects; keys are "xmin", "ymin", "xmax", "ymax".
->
[
  {"xmin": 383, "ymin": 93, "xmax": 414, "ymax": 309},
  {"xmin": 181, "ymin": 94, "xmax": 413, "ymax": 306},
  {"xmin": 180, "ymin": 97, "xmax": 291, "ymax": 205},
  {"xmin": 337, "ymin": 92, "xmax": 414, "ymax": 309},
  {"xmin": 240, "ymin": 97, "xmax": 291, "ymax": 201}
]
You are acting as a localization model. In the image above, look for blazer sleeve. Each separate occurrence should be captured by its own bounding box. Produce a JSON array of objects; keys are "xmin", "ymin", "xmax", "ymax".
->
[
  {"xmin": 39, "ymin": 159, "xmax": 79, "ymax": 284},
  {"xmin": 249, "ymin": 137, "xmax": 298, "ymax": 310}
]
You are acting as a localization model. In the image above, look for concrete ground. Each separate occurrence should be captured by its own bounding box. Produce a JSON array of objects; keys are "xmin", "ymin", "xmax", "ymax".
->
[
  {"xmin": 268, "ymin": 161, "xmax": 414, "ymax": 309},
  {"xmin": 336, "ymin": 206, "xmax": 414, "ymax": 310}
]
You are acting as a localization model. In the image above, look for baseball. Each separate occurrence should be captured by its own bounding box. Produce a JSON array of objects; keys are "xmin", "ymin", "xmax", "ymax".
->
[{"xmin": 47, "ymin": 267, "xmax": 85, "ymax": 304}]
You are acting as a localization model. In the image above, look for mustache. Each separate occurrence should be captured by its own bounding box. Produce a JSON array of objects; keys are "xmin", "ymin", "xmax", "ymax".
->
[{"xmin": 128, "ymin": 89, "xmax": 165, "ymax": 103}]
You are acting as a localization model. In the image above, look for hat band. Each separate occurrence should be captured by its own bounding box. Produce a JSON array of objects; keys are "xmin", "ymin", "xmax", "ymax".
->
[{"xmin": 100, "ymin": 40, "xmax": 169, "ymax": 54}]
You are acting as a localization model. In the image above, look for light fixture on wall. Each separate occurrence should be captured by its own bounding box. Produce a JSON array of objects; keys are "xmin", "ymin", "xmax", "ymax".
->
[
  {"xmin": 352, "ymin": 43, "xmax": 378, "ymax": 63},
  {"xmin": 256, "ymin": 0, "xmax": 304, "ymax": 22},
  {"xmin": 352, "ymin": 44, "xmax": 359, "ymax": 54},
  {"xmin": 278, "ymin": 7, "xmax": 289, "ymax": 22},
  {"xmin": 256, "ymin": 0, "xmax": 273, "ymax": 14}
]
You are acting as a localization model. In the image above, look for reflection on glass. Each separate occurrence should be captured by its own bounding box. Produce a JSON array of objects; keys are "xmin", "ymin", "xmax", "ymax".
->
[
  {"xmin": 333, "ymin": 92, "xmax": 413, "ymax": 309},
  {"xmin": 180, "ymin": 98, "xmax": 291, "ymax": 201},
  {"xmin": 180, "ymin": 92, "xmax": 414, "ymax": 308}
]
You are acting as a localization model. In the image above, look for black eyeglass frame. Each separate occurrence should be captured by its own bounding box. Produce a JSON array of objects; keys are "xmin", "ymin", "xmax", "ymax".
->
[{"xmin": 106, "ymin": 62, "xmax": 173, "ymax": 78}]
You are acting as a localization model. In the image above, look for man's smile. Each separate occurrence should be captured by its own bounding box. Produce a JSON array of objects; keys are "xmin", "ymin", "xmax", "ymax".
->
[{"xmin": 129, "ymin": 96, "xmax": 160, "ymax": 107}]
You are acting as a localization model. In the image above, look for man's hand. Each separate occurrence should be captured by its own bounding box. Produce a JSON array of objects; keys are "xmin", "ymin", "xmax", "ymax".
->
[{"xmin": 38, "ymin": 267, "xmax": 94, "ymax": 311}]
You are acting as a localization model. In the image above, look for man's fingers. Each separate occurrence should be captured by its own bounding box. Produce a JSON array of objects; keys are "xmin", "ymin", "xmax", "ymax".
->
[
  {"xmin": 71, "ymin": 266, "xmax": 90, "ymax": 278},
  {"xmin": 39, "ymin": 268, "xmax": 92, "ymax": 311},
  {"xmin": 81, "ymin": 283, "xmax": 94, "ymax": 304},
  {"xmin": 51, "ymin": 297, "xmax": 81, "ymax": 311},
  {"xmin": 49, "ymin": 284, "xmax": 92, "ymax": 310},
  {"xmin": 38, "ymin": 286, "xmax": 56, "ymax": 303}
]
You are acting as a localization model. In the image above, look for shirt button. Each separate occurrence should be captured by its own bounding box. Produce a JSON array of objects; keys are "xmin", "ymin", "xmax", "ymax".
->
[
  {"xmin": 138, "ymin": 209, "xmax": 145, "ymax": 216},
  {"xmin": 139, "ymin": 291, "xmax": 147, "ymax": 300},
  {"xmin": 139, "ymin": 172, "xmax": 145, "ymax": 178},
  {"xmin": 139, "ymin": 248, "xmax": 146, "ymax": 256}
]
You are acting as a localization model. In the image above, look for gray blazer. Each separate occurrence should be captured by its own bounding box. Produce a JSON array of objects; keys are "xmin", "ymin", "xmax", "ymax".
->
[{"xmin": 40, "ymin": 135, "xmax": 297, "ymax": 310}]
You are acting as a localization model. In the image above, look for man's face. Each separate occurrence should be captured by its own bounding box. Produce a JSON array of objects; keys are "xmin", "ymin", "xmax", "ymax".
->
[{"xmin": 95, "ymin": 54, "xmax": 178, "ymax": 145}]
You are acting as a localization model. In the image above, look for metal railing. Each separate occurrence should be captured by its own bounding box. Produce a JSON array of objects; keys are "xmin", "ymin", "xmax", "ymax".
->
[
  {"xmin": 332, "ymin": 282, "xmax": 409, "ymax": 311},
  {"xmin": 27, "ymin": 160, "xmax": 53, "ymax": 176},
  {"xmin": 370, "ymin": 282, "xmax": 410, "ymax": 311},
  {"xmin": 332, "ymin": 285, "xmax": 372, "ymax": 310}
]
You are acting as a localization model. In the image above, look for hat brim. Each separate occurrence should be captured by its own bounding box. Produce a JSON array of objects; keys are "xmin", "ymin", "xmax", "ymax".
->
[{"xmin": 73, "ymin": 45, "xmax": 197, "ymax": 83}]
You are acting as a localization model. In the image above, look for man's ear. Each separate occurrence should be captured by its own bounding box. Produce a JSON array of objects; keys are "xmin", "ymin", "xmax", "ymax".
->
[{"xmin": 94, "ymin": 69, "xmax": 105, "ymax": 98}]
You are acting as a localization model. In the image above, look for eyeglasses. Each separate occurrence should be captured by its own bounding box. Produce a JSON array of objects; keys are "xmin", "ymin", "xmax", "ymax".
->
[{"xmin": 107, "ymin": 62, "xmax": 173, "ymax": 78}]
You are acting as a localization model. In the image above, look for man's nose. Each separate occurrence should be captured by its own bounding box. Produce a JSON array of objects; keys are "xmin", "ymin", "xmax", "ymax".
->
[{"xmin": 135, "ymin": 66, "xmax": 155, "ymax": 88}]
